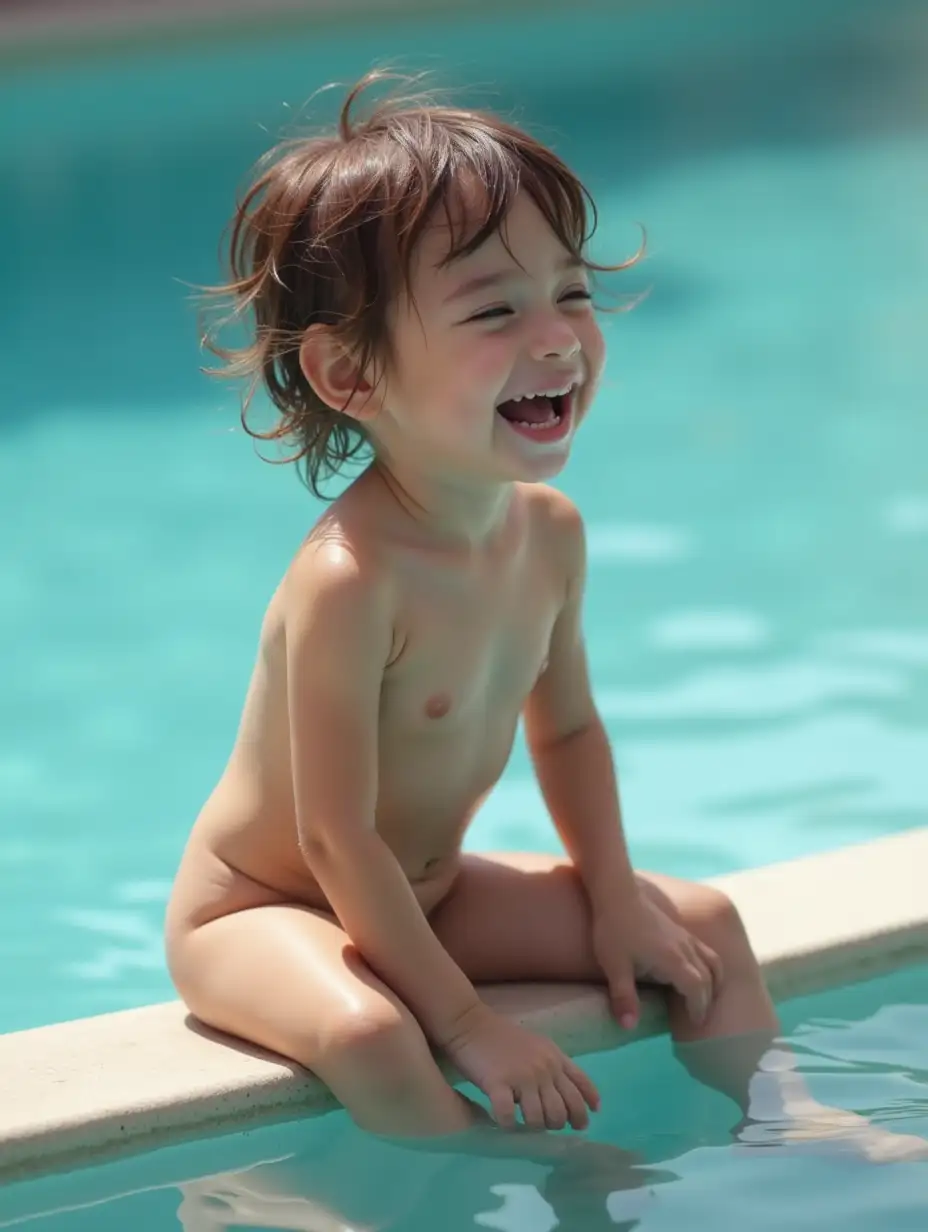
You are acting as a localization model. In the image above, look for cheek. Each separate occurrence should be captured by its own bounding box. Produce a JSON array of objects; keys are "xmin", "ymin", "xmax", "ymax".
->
[
  {"xmin": 400, "ymin": 327, "xmax": 502, "ymax": 390},
  {"xmin": 577, "ymin": 322, "xmax": 607, "ymax": 405},
  {"xmin": 454, "ymin": 335, "xmax": 513, "ymax": 389},
  {"xmin": 582, "ymin": 319, "xmax": 607, "ymax": 374}
]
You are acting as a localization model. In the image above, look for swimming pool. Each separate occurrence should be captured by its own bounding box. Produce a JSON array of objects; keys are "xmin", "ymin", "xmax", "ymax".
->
[
  {"xmin": 1, "ymin": 0, "xmax": 927, "ymax": 1035},
  {"xmin": 1, "ymin": 963, "xmax": 926, "ymax": 1229}
]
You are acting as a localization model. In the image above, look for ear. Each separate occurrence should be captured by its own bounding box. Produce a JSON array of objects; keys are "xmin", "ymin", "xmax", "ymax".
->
[{"xmin": 298, "ymin": 325, "xmax": 382, "ymax": 422}]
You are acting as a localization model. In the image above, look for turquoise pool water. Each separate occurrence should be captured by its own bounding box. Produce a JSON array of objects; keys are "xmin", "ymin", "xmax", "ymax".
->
[
  {"xmin": 2, "ymin": 965, "xmax": 926, "ymax": 1229},
  {"xmin": 1, "ymin": 0, "xmax": 928, "ymax": 1033}
]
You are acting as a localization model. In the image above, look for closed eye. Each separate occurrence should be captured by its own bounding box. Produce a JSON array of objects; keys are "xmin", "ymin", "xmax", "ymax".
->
[
  {"xmin": 465, "ymin": 305, "xmax": 514, "ymax": 323},
  {"xmin": 463, "ymin": 287, "xmax": 591, "ymax": 324}
]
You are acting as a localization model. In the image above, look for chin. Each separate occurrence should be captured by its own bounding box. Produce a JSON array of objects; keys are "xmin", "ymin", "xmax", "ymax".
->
[{"xmin": 510, "ymin": 451, "xmax": 572, "ymax": 483}]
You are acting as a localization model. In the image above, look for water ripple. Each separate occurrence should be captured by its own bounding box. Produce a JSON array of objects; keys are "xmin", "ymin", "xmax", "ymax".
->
[
  {"xmin": 586, "ymin": 522, "xmax": 693, "ymax": 563},
  {"xmin": 55, "ymin": 907, "xmax": 164, "ymax": 983},
  {"xmin": 116, "ymin": 879, "xmax": 171, "ymax": 904},
  {"xmin": 794, "ymin": 1002, "xmax": 928, "ymax": 1074},
  {"xmin": 597, "ymin": 661, "xmax": 901, "ymax": 721},
  {"xmin": 883, "ymin": 494, "xmax": 928, "ymax": 534},
  {"xmin": 474, "ymin": 1184, "xmax": 559, "ymax": 1231},
  {"xmin": 649, "ymin": 609, "xmax": 770, "ymax": 651},
  {"xmin": 818, "ymin": 629, "xmax": 928, "ymax": 666}
]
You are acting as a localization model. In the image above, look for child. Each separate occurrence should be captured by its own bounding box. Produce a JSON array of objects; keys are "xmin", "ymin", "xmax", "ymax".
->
[{"xmin": 165, "ymin": 73, "xmax": 925, "ymax": 1163}]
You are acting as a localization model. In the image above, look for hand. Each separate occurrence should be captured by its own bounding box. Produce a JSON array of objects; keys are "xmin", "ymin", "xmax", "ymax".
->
[
  {"xmin": 440, "ymin": 1003, "xmax": 601, "ymax": 1132},
  {"xmin": 592, "ymin": 895, "xmax": 723, "ymax": 1030}
]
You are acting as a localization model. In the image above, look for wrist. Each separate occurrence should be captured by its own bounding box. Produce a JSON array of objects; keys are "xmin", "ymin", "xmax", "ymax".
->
[
  {"xmin": 428, "ymin": 994, "xmax": 491, "ymax": 1050},
  {"xmin": 572, "ymin": 839, "xmax": 639, "ymax": 918},
  {"xmin": 587, "ymin": 876, "xmax": 644, "ymax": 923}
]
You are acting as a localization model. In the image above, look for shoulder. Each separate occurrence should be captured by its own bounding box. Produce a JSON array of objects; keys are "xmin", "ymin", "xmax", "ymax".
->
[
  {"xmin": 520, "ymin": 483, "xmax": 587, "ymax": 577},
  {"xmin": 281, "ymin": 511, "xmax": 399, "ymax": 655}
]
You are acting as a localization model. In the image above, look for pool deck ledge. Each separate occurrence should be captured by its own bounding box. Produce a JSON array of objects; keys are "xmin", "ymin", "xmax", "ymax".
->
[{"xmin": 1, "ymin": 828, "xmax": 927, "ymax": 1182}]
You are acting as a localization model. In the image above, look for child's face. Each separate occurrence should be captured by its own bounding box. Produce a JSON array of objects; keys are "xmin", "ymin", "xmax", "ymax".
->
[{"xmin": 375, "ymin": 190, "xmax": 606, "ymax": 484}]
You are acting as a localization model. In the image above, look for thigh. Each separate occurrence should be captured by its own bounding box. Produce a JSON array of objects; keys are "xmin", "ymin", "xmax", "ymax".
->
[
  {"xmin": 430, "ymin": 852, "xmax": 601, "ymax": 983},
  {"xmin": 430, "ymin": 851, "xmax": 724, "ymax": 983},
  {"xmin": 168, "ymin": 896, "xmax": 417, "ymax": 1071}
]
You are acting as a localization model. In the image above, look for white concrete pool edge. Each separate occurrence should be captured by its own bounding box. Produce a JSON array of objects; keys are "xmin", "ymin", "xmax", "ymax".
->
[{"xmin": 1, "ymin": 828, "xmax": 926, "ymax": 1184}]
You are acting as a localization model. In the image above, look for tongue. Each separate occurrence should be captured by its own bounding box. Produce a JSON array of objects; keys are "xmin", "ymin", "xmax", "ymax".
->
[{"xmin": 497, "ymin": 394, "xmax": 555, "ymax": 424}]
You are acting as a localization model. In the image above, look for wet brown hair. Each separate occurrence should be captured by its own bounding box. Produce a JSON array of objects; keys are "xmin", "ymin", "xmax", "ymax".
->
[{"xmin": 202, "ymin": 71, "xmax": 641, "ymax": 498}]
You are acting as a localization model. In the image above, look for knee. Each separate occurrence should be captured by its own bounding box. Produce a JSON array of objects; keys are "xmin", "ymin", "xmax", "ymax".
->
[
  {"xmin": 686, "ymin": 886, "xmax": 752, "ymax": 958},
  {"xmin": 323, "ymin": 1002, "xmax": 431, "ymax": 1100}
]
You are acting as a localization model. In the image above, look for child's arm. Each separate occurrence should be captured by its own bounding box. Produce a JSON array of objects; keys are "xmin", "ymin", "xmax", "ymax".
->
[
  {"xmin": 284, "ymin": 543, "xmax": 482, "ymax": 1045},
  {"xmin": 522, "ymin": 495, "xmax": 718, "ymax": 1027},
  {"xmin": 521, "ymin": 497, "xmax": 639, "ymax": 913},
  {"xmin": 285, "ymin": 542, "xmax": 602, "ymax": 1131}
]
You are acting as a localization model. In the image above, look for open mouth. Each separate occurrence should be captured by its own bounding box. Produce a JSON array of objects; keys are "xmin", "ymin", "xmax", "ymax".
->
[{"xmin": 495, "ymin": 383, "xmax": 577, "ymax": 442}]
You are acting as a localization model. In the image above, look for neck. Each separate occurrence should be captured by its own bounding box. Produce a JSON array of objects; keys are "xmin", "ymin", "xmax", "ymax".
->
[{"xmin": 370, "ymin": 456, "xmax": 515, "ymax": 550}]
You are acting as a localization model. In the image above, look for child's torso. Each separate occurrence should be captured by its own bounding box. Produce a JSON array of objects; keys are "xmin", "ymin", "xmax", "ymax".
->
[{"xmin": 178, "ymin": 482, "xmax": 570, "ymax": 916}]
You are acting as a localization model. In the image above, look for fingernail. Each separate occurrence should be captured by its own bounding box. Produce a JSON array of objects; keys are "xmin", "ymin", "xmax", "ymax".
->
[{"xmin": 620, "ymin": 1013, "xmax": 637, "ymax": 1029}]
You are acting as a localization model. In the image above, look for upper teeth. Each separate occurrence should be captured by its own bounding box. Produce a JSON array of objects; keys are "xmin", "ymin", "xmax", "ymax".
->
[{"xmin": 506, "ymin": 381, "xmax": 576, "ymax": 403}]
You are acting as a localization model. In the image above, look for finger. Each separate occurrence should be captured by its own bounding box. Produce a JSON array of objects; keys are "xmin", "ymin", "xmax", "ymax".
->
[
  {"xmin": 608, "ymin": 968, "xmax": 641, "ymax": 1030},
  {"xmin": 682, "ymin": 948, "xmax": 714, "ymax": 1024},
  {"xmin": 689, "ymin": 941, "xmax": 718, "ymax": 1014},
  {"xmin": 670, "ymin": 954, "xmax": 710, "ymax": 1025},
  {"xmin": 487, "ymin": 1083, "xmax": 517, "ymax": 1130},
  {"xmin": 538, "ymin": 1080, "xmax": 569, "ymax": 1131},
  {"xmin": 554, "ymin": 1071, "xmax": 591, "ymax": 1131},
  {"xmin": 517, "ymin": 1085, "xmax": 546, "ymax": 1133},
  {"xmin": 696, "ymin": 939, "xmax": 724, "ymax": 993},
  {"xmin": 565, "ymin": 1058, "xmax": 601, "ymax": 1113}
]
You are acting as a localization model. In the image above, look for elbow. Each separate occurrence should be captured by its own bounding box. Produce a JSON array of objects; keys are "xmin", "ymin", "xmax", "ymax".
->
[
  {"xmin": 297, "ymin": 824, "xmax": 375, "ymax": 871},
  {"xmin": 297, "ymin": 826, "xmax": 339, "ymax": 871}
]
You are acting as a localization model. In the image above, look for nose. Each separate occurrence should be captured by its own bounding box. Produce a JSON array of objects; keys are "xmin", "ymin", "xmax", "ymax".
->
[{"xmin": 529, "ymin": 314, "xmax": 581, "ymax": 361}]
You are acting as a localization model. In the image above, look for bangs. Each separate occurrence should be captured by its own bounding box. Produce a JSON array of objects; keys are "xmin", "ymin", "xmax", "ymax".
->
[
  {"xmin": 441, "ymin": 141, "xmax": 592, "ymax": 269},
  {"xmin": 384, "ymin": 111, "xmax": 599, "ymax": 286}
]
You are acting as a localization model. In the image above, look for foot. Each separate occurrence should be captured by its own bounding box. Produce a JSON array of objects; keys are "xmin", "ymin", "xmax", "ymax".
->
[
  {"xmin": 542, "ymin": 1141, "xmax": 675, "ymax": 1231},
  {"xmin": 737, "ymin": 1107, "xmax": 928, "ymax": 1163}
]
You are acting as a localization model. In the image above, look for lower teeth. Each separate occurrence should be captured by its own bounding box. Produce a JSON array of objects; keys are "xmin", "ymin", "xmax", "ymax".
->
[{"xmin": 514, "ymin": 414, "xmax": 560, "ymax": 430}]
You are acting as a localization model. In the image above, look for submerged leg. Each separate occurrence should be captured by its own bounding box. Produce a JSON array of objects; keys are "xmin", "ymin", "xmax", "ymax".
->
[
  {"xmin": 641, "ymin": 872, "xmax": 928, "ymax": 1162},
  {"xmin": 432, "ymin": 853, "xmax": 928, "ymax": 1162}
]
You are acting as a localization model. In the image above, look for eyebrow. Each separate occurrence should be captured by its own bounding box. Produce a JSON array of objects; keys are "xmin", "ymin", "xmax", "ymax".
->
[{"xmin": 442, "ymin": 256, "xmax": 585, "ymax": 306}]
